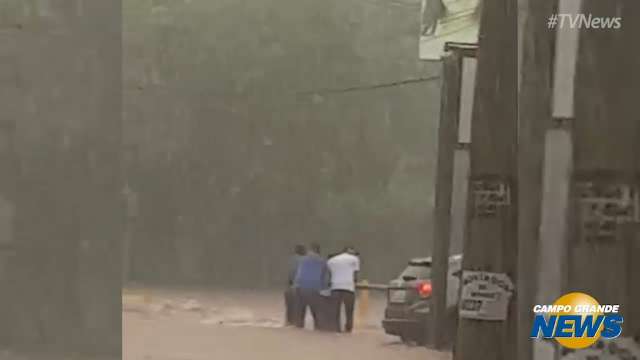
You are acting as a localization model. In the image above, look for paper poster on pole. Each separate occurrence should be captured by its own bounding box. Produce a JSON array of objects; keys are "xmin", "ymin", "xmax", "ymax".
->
[
  {"xmin": 575, "ymin": 182, "xmax": 638, "ymax": 243},
  {"xmin": 459, "ymin": 271, "xmax": 515, "ymax": 321}
]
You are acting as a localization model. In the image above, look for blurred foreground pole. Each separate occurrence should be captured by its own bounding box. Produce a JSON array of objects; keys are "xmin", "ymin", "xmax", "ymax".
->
[
  {"xmin": 429, "ymin": 42, "xmax": 476, "ymax": 349},
  {"xmin": 454, "ymin": 0, "xmax": 518, "ymax": 359},
  {"xmin": 516, "ymin": 0, "xmax": 555, "ymax": 359},
  {"xmin": 567, "ymin": 0, "xmax": 640, "ymax": 343},
  {"xmin": 532, "ymin": 2, "xmax": 640, "ymax": 359},
  {"xmin": 428, "ymin": 49, "xmax": 460, "ymax": 349},
  {"xmin": 532, "ymin": 0, "xmax": 581, "ymax": 358},
  {"xmin": 0, "ymin": 1, "xmax": 123, "ymax": 354}
]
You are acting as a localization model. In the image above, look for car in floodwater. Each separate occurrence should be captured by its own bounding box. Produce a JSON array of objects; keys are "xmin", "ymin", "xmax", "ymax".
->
[{"xmin": 382, "ymin": 254, "xmax": 462, "ymax": 345}]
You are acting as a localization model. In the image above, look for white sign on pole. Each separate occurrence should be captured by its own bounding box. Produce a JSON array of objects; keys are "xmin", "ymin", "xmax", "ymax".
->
[{"xmin": 459, "ymin": 271, "xmax": 515, "ymax": 321}]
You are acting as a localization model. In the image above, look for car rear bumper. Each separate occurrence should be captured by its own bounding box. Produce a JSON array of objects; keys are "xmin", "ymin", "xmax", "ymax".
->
[{"xmin": 382, "ymin": 318, "xmax": 425, "ymax": 336}]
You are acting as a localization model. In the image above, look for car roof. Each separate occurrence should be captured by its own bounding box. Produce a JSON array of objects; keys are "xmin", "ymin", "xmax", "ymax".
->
[
  {"xmin": 409, "ymin": 254, "xmax": 463, "ymax": 266},
  {"xmin": 409, "ymin": 257, "xmax": 432, "ymax": 265}
]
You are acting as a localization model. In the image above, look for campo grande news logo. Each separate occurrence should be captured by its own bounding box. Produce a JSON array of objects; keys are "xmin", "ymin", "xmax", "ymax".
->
[{"xmin": 530, "ymin": 292, "xmax": 624, "ymax": 350}]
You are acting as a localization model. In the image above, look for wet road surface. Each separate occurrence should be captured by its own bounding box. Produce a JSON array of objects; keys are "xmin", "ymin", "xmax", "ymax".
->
[{"xmin": 123, "ymin": 287, "xmax": 452, "ymax": 360}]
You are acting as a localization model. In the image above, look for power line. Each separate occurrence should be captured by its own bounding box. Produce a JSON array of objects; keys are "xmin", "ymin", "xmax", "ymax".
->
[
  {"xmin": 297, "ymin": 75, "xmax": 441, "ymax": 96},
  {"xmin": 346, "ymin": 0, "xmax": 422, "ymax": 10},
  {"xmin": 130, "ymin": 75, "xmax": 442, "ymax": 101}
]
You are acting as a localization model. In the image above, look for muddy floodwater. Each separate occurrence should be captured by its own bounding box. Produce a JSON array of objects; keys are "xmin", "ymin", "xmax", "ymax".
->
[{"xmin": 123, "ymin": 287, "xmax": 452, "ymax": 360}]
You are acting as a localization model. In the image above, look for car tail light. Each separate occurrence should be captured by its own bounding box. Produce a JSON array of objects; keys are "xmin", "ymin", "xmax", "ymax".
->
[{"xmin": 417, "ymin": 281, "xmax": 432, "ymax": 298}]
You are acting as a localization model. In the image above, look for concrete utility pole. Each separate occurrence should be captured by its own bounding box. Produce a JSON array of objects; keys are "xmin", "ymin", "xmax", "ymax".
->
[
  {"xmin": 567, "ymin": 0, "xmax": 640, "ymax": 343},
  {"xmin": 429, "ymin": 48, "xmax": 460, "ymax": 350},
  {"xmin": 531, "ymin": 0, "xmax": 581, "ymax": 358},
  {"xmin": 454, "ymin": 0, "xmax": 518, "ymax": 359},
  {"xmin": 516, "ymin": 0, "xmax": 555, "ymax": 359},
  {"xmin": 531, "ymin": 2, "xmax": 640, "ymax": 359},
  {"xmin": 1, "ymin": 1, "xmax": 123, "ymax": 354},
  {"xmin": 429, "ymin": 42, "xmax": 476, "ymax": 350}
]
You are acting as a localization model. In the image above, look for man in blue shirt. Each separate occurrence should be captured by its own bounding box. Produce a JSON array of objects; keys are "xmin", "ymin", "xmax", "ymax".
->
[
  {"xmin": 284, "ymin": 244, "xmax": 306, "ymax": 326},
  {"xmin": 294, "ymin": 243, "xmax": 329, "ymax": 330}
]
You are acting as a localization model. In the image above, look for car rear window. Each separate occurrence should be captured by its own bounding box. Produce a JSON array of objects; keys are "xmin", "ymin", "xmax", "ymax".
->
[{"xmin": 400, "ymin": 264, "xmax": 432, "ymax": 280}]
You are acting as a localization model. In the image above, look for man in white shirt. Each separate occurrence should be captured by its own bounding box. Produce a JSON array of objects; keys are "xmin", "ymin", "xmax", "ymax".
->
[{"xmin": 327, "ymin": 246, "xmax": 360, "ymax": 333}]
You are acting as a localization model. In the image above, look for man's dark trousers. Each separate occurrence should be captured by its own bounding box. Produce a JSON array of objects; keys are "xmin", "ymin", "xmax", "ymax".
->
[
  {"xmin": 317, "ymin": 293, "xmax": 337, "ymax": 331},
  {"xmin": 295, "ymin": 288, "xmax": 323, "ymax": 330},
  {"xmin": 284, "ymin": 287, "xmax": 299, "ymax": 326},
  {"xmin": 331, "ymin": 289, "xmax": 356, "ymax": 332}
]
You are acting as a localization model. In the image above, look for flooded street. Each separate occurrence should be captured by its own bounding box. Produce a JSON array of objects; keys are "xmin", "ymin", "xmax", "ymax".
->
[{"xmin": 123, "ymin": 288, "xmax": 452, "ymax": 360}]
